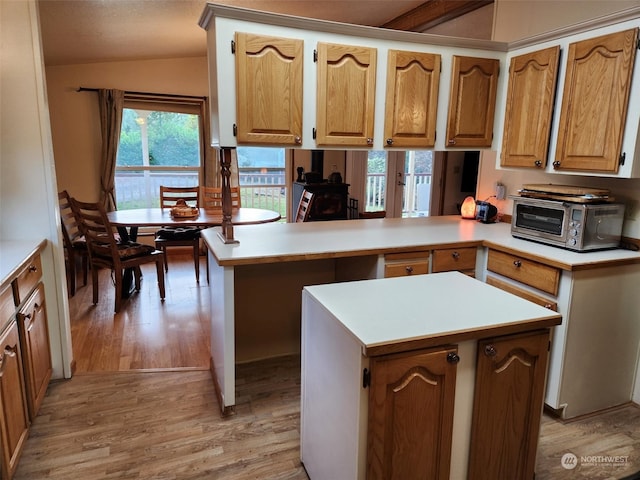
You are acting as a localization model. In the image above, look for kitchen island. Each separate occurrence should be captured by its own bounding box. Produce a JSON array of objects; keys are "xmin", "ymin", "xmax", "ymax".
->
[
  {"xmin": 300, "ymin": 272, "xmax": 561, "ymax": 479},
  {"xmin": 202, "ymin": 216, "xmax": 640, "ymax": 416}
]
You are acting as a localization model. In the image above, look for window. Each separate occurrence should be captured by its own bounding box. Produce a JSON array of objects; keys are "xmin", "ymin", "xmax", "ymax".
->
[
  {"xmin": 236, "ymin": 147, "xmax": 287, "ymax": 219},
  {"xmin": 115, "ymin": 99, "xmax": 204, "ymax": 210}
]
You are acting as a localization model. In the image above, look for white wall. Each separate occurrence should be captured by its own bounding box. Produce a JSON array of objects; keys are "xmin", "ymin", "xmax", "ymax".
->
[
  {"xmin": 46, "ymin": 57, "xmax": 210, "ymax": 201},
  {"xmin": 1, "ymin": 0, "xmax": 72, "ymax": 379}
]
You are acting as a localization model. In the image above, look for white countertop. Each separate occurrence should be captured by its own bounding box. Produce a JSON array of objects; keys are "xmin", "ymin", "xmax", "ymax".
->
[
  {"xmin": 0, "ymin": 239, "xmax": 46, "ymax": 288},
  {"xmin": 202, "ymin": 216, "xmax": 640, "ymax": 269},
  {"xmin": 303, "ymin": 271, "xmax": 561, "ymax": 354}
]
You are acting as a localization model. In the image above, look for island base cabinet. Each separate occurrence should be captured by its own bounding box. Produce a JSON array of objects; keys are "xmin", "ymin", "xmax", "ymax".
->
[
  {"xmin": 0, "ymin": 321, "xmax": 30, "ymax": 480},
  {"xmin": 367, "ymin": 346, "xmax": 458, "ymax": 480},
  {"xmin": 467, "ymin": 329, "xmax": 551, "ymax": 480}
]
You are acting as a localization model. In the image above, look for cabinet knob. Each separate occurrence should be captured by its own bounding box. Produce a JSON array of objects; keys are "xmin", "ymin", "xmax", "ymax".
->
[
  {"xmin": 448, "ymin": 139, "xmax": 456, "ymax": 145},
  {"xmin": 28, "ymin": 265, "xmax": 38, "ymax": 273},
  {"xmin": 447, "ymin": 352, "xmax": 460, "ymax": 364},
  {"xmin": 534, "ymin": 160, "xmax": 542, "ymax": 167},
  {"xmin": 405, "ymin": 266, "xmax": 414, "ymax": 274},
  {"xmin": 294, "ymin": 135, "xmax": 302, "ymax": 144},
  {"xmin": 552, "ymin": 160, "xmax": 561, "ymax": 169},
  {"xmin": 484, "ymin": 345, "xmax": 497, "ymax": 357},
  {"xmin": 451, "ymin": 251, "xmax": 460, "ymax": 259},
  {"xmin": 366, "ymin": 138, "xmax": 373, "ymax": 145},
  {"xmin": 544, "ymin": 304, "xmax": 553, "ymax": 309},
  {"xmin": 513, "ymin": 260, "xmax": 522, "ymax": 268},
  {"xmin": 386, "ymin": 138, "xmax": 393, "ymax": 146}
]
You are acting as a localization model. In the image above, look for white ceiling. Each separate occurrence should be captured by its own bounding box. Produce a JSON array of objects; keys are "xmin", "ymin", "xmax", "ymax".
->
[{"xmin": 37, "ymin": 0, "xmax": 431, "ymax": 66}]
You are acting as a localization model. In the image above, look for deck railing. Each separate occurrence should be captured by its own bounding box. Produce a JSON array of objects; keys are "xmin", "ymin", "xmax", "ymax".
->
[{"xmin": 115, "ymin": 169, "xmax": 431, "ymax": 217}]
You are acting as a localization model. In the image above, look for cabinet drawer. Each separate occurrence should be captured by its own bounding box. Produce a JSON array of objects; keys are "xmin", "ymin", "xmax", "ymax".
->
[
  {"xmin": 432, "ymin": 247, "xmax": 477, "ymax": 273},
  {"xmin": 487, "ymin": 250, "xmax": 560, "ymax": 296},
  {"xmin": 13, "ymin": 254, "xmax": 42, "ymax": 305},
  {"xmin": 486, "ymin": 276, "xmax": 557, "ymax": 311},
  {"xmin": 384, "ymin": 252, "xmax": 429, "ymax": 278}
]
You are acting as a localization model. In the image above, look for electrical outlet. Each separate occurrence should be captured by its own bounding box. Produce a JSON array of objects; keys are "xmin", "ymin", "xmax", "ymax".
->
[{"xmin": 495, "ymin": 183, "xmax": 506, "ymax": 200}]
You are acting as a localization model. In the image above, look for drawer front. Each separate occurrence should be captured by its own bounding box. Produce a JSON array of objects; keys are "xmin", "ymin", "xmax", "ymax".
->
[
  {"xmin": 384, "ymin": 252, "xmax": 429, "ymax": 278},
  {"xmin": 486, "ymin": 276, "xmax": 557, "ymax": 311},
  {"xmin": 487, "ymin": 250, "xmax": 560, "ymax": 296},
  {"xmin": 13, "ymin": 254, "xmax": 42, "ymax": 305},
  {"xmin": 432, "ymin": 247, "xmax": 477, "ymax": 273}
]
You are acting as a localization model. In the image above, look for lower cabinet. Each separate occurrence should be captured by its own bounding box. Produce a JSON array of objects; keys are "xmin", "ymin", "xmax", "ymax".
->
[
  {"xmin": 468, "ymin": 329, "xmax": 551, "ymax": 480},
  {"xmin": 0, "ymin": 320, "xmax": 30, "ymax": 480},
  {"xmin": 367, "ymin": 346, "xmax": 458, "ymax": 480},
  {"xmin": 17, "ymin": 283, "xmax": 52, "ymax": 420},
  {"xmin": 301, "ymin": 285, "xmax": 554, "ymax": 479}
]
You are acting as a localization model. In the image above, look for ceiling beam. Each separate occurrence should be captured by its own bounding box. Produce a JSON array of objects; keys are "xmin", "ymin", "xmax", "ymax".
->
[{"xmin": 380, "ymin": 0, "xmax": 494, "ymax": 32}]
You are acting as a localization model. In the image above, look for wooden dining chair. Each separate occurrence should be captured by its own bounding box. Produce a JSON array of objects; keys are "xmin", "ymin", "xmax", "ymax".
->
[
  {"xmin": 58, "ymin": 190, "xmax": 89, "ymax": 296},
  {"xmin": 295, "ymin": 190, "xmax": 314, "ymax": 222},
  {"xmin": 155, "ymin": 186, "xmax": 202, "ymax": 282},
  {"xmin": 200, "ymin": 186, "xmax": 242, "ymax": 211},
  {"xmin": 70, "ymin": 197, "xmax": 165, "ymax": 313}
]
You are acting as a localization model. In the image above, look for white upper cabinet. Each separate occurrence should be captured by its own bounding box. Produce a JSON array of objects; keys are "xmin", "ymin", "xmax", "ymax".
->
[
  {"xmin": 494, "ymin": 16, "xmax": 640, "ymax": 178},
  {"xmin": 200, "ymin": 4, "xmax": 640, "ymax": 177}
]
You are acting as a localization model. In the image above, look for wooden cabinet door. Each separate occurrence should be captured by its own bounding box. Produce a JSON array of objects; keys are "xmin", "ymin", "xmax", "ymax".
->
[
  {"xmin": 501, "ymin": 46, "xmax": 560, "ymax": 168},
  {"xmin": 367, "ymin": 346, "xmax": 458, "ymax": 480},
  {"xmin": 316, "ymin": 42, "xmax": 376, "ymax": 146},
  {"xmin": 468, "ymin": 330, "xmax": 550, "ymax": 480},
  {"xmin": 17, "ymin": 283, "xmax": 52, "ymax": 420},
  {"xmin": 446, "ymin": 56, "xmax": 499, "ymax": 148},
  {"xmin": 234, "ymin": 32, "xmax": 303, "ymax": 145},
  {"xmin": 554, "ymin": 28, "xmax": 638, "ymax": 173},
  {"xmin": 384, "ymin": 50, "xmax": 441, "ymax": 148},
  {"xmin": 0, "ymin": 321, "xmax": 30, "ymax": 480}
]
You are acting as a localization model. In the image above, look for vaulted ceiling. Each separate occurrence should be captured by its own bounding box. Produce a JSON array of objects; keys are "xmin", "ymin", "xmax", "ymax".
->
[{"xmin": 38, "ymin": 0, "xmax": 493, "ymax": 66}]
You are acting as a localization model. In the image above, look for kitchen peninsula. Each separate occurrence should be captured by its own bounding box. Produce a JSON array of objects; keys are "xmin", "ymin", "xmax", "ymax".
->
[{"xmin": 202, "ymin": 216, "xmax": 640, "ymax": 417}]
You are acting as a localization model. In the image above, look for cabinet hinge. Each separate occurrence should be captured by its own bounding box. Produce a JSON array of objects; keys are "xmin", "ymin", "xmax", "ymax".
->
[
  {"xmin": 232, "ymin": 123, "xmax": 237, "ymax": 137},
  {"xmin": 314, "ymin": 49, "xmax": 318, "ymax": 63},
  {"xmin": 362, "ymin": 368, "xmax": 371, "ymax": 388},
  {"xmin": 312, "ymin": 128, "xmax": 317, "ymax": 140},
  {"xmin": 231, "ymin": 40, "xmax": 236, "ymax": 54},
  {"xmin": 637, "ymin": 38, "xmax": 640, "ymax": 50},
  {"xmin": 620, "ymin": 152, "xmax": 626, "ymax": 166}
]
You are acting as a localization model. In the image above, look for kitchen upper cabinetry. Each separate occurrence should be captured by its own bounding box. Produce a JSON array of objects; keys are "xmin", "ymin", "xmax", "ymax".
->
[
  {"xmin": 383, "ymin": 50, "xmax": 440, "ymax": 148},
  {"xmin": 496, "ymin": 19, "xmax": 640, "ymax": 178},
  {"xmin": 500, "ymin": 46, "xmax": 560, "ymax": 168},
  {"xmin": 233, "ymin": 32, "xmax": 303, "ymax": 146},
  {"xmin": 446, "ymin": 56, "xmax": 500, "ymax": 148},
  {"xmin": 315, "ymin": 42, "xmax": 377, "ymax": 147},
  {"xmin": 554, "ymin": 28, "xmax": 638, "ymax": 173}
]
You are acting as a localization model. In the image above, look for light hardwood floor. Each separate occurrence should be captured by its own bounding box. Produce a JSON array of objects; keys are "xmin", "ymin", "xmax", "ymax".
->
[{"xmin": 14, "ymin": 254, "xmax": 640, "ymax": 479}]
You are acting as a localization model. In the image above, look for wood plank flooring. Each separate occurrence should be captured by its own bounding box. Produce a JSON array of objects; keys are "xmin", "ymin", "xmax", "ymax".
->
[{"xmin": 14, "ymin": 254, "xmax": 640, "ymax": 479}]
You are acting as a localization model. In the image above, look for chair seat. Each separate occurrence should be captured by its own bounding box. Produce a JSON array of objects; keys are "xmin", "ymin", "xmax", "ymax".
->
[
  {"xmin": 155, "ymin": 226, "xmax": 201, "ymax": 240},
  {"xmin": 94, "ymin": 241, "xmax": 156, "ymax": 260}
]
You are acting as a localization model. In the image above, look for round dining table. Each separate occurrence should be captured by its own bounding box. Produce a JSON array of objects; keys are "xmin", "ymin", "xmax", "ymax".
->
[{"xmin": 107, "ymin": 207, "xmax": 281, "ymax": 242}]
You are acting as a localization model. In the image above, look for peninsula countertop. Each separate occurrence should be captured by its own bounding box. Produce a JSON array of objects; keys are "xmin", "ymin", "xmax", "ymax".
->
[{"xmin": 202, "ymin": 216, "xmax": 640, "ymax": 270}]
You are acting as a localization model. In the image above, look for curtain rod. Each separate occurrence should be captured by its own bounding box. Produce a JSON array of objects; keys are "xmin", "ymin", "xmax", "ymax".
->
[{"xmin": 76, "ymin": 87, "xmax": 206, "ymax": 100}]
